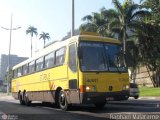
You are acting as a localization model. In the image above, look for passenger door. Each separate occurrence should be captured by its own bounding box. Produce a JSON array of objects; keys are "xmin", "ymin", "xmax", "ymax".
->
[{"xmin": 68, "ymin": 42, "xmax": 80, "ymax": 103}]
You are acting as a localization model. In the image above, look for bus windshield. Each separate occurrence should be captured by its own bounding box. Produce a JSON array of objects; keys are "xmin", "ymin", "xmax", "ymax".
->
[{"xmin": 79, "ymin": 41, "xmax": 127, "ymax": 72}]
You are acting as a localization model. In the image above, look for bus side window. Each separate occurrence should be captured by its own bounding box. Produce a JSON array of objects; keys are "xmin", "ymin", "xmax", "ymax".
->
[
  {"xmin": 44, "ymin": 52, "xmax": 54, "ymax": 68},
  {"xmin": 55, "ymin": 47, "xmax": 66, "ymax": 66},
  {"xmin": 13, "ymin": 69, "xmax": 18, "ymax": 78},
  {"xmin": 69, "ymin": 43, "xmax": 77, "ymax": 72},
  {"xmin": 29, "ymin": 61, "xmax": 35, "ymax": 73},
  {"xmin": 17, "ymin": 67, "xmax": 22, "ymax": 77},
  {"xmin": 22, "ymin": 64, "xmax": 28, "ymax": 75},
  {"xmin": 36, "ymin": 57, "xmax": 44, "ymax": 71}
]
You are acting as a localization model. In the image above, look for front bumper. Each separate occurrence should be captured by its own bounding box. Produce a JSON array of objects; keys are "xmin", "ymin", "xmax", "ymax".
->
[{"xmin": 80, "ymin": 90, "xmax": 129, "ymax": 104}]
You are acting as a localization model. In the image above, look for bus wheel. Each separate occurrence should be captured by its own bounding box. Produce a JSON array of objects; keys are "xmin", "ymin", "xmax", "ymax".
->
[
  {"xmin": 94, "ymin": 102, "xmax": 106, "ymax": 109},
  {"xmin": 19, "ymin": 94, "xmax": 25, "ymax": 105},
  {"xmin": 24, "ymin": 93, "xmax": 31, "ymax": 106},
  {"xmin": 58, "ymin": 91, "xmax": 68, "ymax": 111},
  {"xmin": 134, "ymin": 96, "xmax": 139, "ymax": 99}
]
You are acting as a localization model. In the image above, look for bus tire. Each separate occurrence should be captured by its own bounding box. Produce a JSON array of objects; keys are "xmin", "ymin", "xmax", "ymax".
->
[
  {"xmin": 134, "ymin": 96, "xmax": 139, "ymax": 99},
  {"xmin": 55, "ymin": 87, "xmax": 62, "ymax": 107},
  {"xmin": 19, "ymin": 94, "xmax": 25, "ymax": 105},
  {"xmin": 94, "ymin": 102, "xmax": 106, "ymax": 109},
  {"xmin": 58, "ymin": 91, "xmax": 68, "ymax": 111}
]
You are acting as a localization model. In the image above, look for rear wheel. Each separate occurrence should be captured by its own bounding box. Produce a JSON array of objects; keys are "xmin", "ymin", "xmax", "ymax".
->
[
  {"xmin": 58, "ymin": 91, "xmax": 68, "ymax": 111},
  {"xmin": 134, "ymin": 96, "xmax": 139, "ymax": 99},
  {"xmin": 124, "ymin": 96, "xmax": 129, "ymax": 100}
]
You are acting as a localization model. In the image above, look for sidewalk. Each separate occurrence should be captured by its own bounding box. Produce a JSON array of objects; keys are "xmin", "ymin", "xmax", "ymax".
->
[
  {"xmin": 139, "ymin": 96, "xmax": 160, "ymax": 100},
  {"xmin": 0, "ymin": 93, "xmax": 14, "ymax": 101}
]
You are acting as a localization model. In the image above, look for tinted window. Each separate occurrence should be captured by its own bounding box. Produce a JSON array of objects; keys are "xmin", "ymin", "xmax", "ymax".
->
[
  {"xmin": 79, "ymin": 41, "xmax": 127, "ymax": 72},
  {"xmin": 105, "ymin": 44, "xmax": 124, "ymax": 71},
  {"xmin": 55, "ymin": 47, "xmax": 66, "ymax": 65},
  {"xmin": 69, "ymin": 44, "xmax": 77, "ymax": 72},
  {"xmin": 29, "ymin": 61, "xmax": 35, "ymax": 73},
  {"xmin": 36, "ymin": 57, "xmax": 44, "ymax": 71},
  {"xmin": 17, "ymin": 67, "xmax": 22, "ymax": 77},
  {"xmin": 13, "ymin": 69, "xmax": 17, "ymax": 78},
  {"xmin": 44, "ymin": 52, "xmax": 54, "ymax": 68},
  {"xmin": 79, "ymin": 42, "xmax": 106, "ymax": 71},
  {"xmin": 22, "ymin": 64, "xmax": 28, "ymax": 75}
]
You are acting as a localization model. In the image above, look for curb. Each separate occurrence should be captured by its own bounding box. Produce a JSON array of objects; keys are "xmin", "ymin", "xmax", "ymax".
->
[{"xmin": 139, "ymin": 97, "xmax": 160, "ymax": 100}]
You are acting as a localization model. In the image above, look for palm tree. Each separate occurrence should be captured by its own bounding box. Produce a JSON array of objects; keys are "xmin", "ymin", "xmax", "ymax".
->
[
  {"xmin": 112, "ymin": 0, "xmax": 149, "ymax": 66},
  {"xmin": 39, "ymin": 32, "xmax": 50, "ymax": 48},
  {"xmin": 80, "ymin": 8, "xmax": 118, "ymax": 37},
  {"xmin": 140, "ymin": 0, "xmax": 160, "ymax": 25},
  {"xmin": 80, "ymin": 11, "xmax": 105, "ymax": 34},
  {"xmin": 26, "ymin": 26, "xmax": 38, "ymax": 57},
  {"xmin": 128, "ymin": 0, "xmax": 160, "ymax": 87}
]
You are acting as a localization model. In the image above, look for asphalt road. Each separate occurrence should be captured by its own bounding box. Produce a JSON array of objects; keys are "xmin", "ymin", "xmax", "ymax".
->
[{"xmin": 0, "ymin": 95, "xmax": 160, "ymax": 120}]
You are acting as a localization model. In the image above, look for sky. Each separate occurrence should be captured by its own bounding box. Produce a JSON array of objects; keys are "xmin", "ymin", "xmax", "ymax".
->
[{"xmin": 0, "ymin": 0, "xmax": 140, "ymax": 57}]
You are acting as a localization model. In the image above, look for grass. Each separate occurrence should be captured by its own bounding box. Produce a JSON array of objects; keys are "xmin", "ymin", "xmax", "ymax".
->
[{"xmin": 139, "ymin": 86, "xmax": 160, "ymax": 97}]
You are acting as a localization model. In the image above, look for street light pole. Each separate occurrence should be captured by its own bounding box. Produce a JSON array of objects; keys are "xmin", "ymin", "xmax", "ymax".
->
[
  {"xmin": 1, "ymin": 14, "xmax": 21, "ymax": 95},
  {"xmin": 71, "ymin": 0, "xmax": 75, "ymax": 37}
]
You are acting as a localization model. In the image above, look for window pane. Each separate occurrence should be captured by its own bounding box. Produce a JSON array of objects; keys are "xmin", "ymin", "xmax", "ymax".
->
[
  {"xmin": 55, "ymin": 47, "xmax": 66, "ymax": 65},
  {"xmin": 36, "ymin": 57, "xmax": 44, "ymax": 71},
  {"xmin": 29, "ymin": 61, "xmax": 35, "ymax": 73},
  {"xmin": 14, "ymin": 69, "xmax": 17, "ymax": 78},
  {"xmin": 79, "ymin": 42, "xmax": 106, "ymax": 71},
  {"xmin": 69, "ymin": 44, "xmax": 77, "ymax": 72},
  {"xmin": 105, "ymin": 44, "xmax": 126, "ymax": 71},
  {"xmin": 22, "ymin": 64, "xmax": 28, "ymax": 75},
  {"xmin": 79, "ymin": 41, "xmax": 127, "ymax": 72},
  {"xmin": 44, "ymin": 52, "xmax": 54, "ymax": 68},
  {"xmin": 17, "ymin": 67, "xmax": 22, "ymax": 77}
]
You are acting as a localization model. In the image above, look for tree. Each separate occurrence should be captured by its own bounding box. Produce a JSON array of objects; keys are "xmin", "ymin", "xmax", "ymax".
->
[
  {"xmin": 135, "ymin": 21, "xmax": 160, "ymax": 87},
  {"xmin": 140, "ymin": 0, "xmax": 160, "ymax": 25},
  {"xmin": 80, "ymin": 11, "xmax": 105, "ymax": 34},
  {"xmin": 39, "ymin": 32, "xmax": 50, "ymax": 48},
  {"xmin": 134, "ymin": 0, "xmax": 160, "ymax": 87},
  {"xmin": 112, "ymin": 0, "xmax": 149, "ymax": 66},
  {"xmin": 26, "ymin": 26, "xmax": 38, "ymax": 57},
  {"xmin": 79, "ymin": 8, "xmax": 118, "ymax": 37}
]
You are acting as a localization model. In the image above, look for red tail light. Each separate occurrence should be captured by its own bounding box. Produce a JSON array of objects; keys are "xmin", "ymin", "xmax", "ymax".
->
[{"xmin": 80, "ymin": 85, "xmax": 86, "ymax": 93}]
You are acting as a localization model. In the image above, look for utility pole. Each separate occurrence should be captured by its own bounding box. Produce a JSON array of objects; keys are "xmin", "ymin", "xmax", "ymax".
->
[
  {"xmin": 1, "ymin": 14, "xmax": 21, "ymax": 95},
  {"xmin": 71, "ymin": 0, "xmax": 75, "ymax": 37}
]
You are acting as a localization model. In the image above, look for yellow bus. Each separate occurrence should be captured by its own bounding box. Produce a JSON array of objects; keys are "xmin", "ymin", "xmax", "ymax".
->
[{"xmin": 11, "ymin": 33, "xmax": 129, "ymax": 110}]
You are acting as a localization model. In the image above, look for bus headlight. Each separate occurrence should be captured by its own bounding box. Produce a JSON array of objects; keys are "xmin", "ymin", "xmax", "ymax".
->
[
  {"xmin": 123, "ymin": 85, "xmax": 130, "ymax": 90},
  {"xmin": 86, "ymin": 85, "xmax": 96, "ymax": 92}
]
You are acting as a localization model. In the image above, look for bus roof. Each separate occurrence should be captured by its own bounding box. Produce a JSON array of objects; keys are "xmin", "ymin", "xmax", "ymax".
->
[
  {"xmin": 13, "ymin": 34, "xmax": 120, "ymax": 70},
  {"xmin": 79, "ymin": 35, "xmax": 120, "ymax": 44}
]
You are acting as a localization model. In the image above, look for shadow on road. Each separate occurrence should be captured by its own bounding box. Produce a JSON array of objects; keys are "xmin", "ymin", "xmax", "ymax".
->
[
  {"xmin": 28, "ymin": 99, "xmax": 160, "ymax": 113},
  {"xmin": 0, "ymin": 99, "xmax": 160, "ymax": 120},
  {"xmin": 0, "ymin": 101, "xmax": 106, "ymax": 120}
]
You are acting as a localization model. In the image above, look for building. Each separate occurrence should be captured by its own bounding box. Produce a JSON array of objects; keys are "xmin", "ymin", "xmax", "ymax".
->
[
  {"xmin": 61, "ymin": 29, "xmax": 79, "ymax": 41},
  {"xmin": 0, "ymin": 54, "xmax": 28, "ymax": 83}
]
